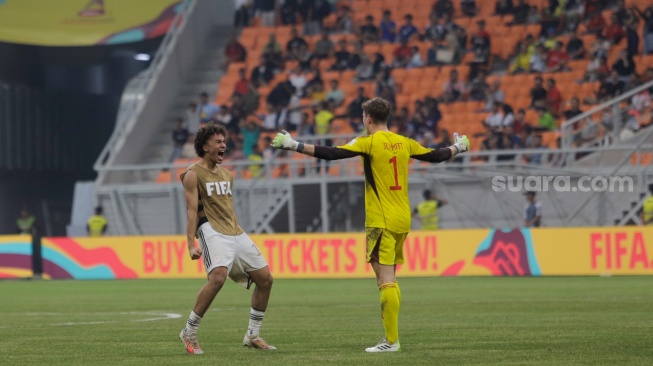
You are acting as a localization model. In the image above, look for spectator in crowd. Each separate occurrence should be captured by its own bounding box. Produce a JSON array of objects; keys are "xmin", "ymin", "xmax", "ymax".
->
[
  {"xmin": 314, "ymin": 101, "xmax": 334, "ymax": 135},
  {"xmin": 241, "ymin": 119, "xmax": 261, "ymax": 158},
  {"xmin": 16, "ymin": 208, "xmax": 36, "ymax": 235},
  {"xmin": 424, "ymin": 14, "xmax": 446, "ymax": 41},
  {"xmin": 331, "ymin": 40, "xmax": 351, "ymax": 71},
  {"xmin": 530, "ymin": 76, "xmax": 547, "ymax": 108},
  {"xmin": 391, "ymin": 39, "xmax": 412, "ymax": 68},
  {"xmin": 87, "ymin": 206, "xmax": 108, "ymax": 237},
  {"xmin": 513, "ymin": 108, "xmax": 529, "ymax": 135},
  {"xmin": 199, "ymin": 92, "xmax": 220, "ymax": 123},
  {"xmin": 347, "ymin": 87, "xmax": 368, "ymax": 130},
  {"xmin": 469, "ymin": 20, "xmax": 491, "ymax": 79},
  {"xmin": 526, "ymin": 5, "xmax": 541, "ymax": 25},
  {"xmin": 334, "ymin": 5, "xmax": 354, "ymax": 34},
  {"xmin": 234, "ymin": 0, "xmax": 252, "ymax": 28},
  {"xmin": 500, "ymin": 104, "xmax": 516, "ymax": 130},
  {"xmin": 286, "ymin": 27, "xmax": 308, "ymax": 60},
  {"xmin": 432, "ymin": 0, "xmax": 454, "ymax": 19},
  {"xmin": 248, "ymin": 144, "xmax": 264, "ymax": 178},
  {"xmin": 612, "ymin": 49, "xmax": 635, "ymax": 84},
  {"xmin": 297, "ymin": 111, "xmax": 314, "ymax": 135},
  {"xmin": 375, "ymin": 69, "xmax": 397, "ymax": 96},
  {"xmin": 234, "ymin": 68, "xmax": 250, "ymax": 96},
  {"xmin": 250, "ymin": 55, "xmax": 276, "ymax": 88},
  {"xmin": 280, "ymin": 0, "xmax": 299, "ymax": 25},
  {"xmin": 603, "ymin": 13, "xmax": 625, "ymax": 44},
  {"xmin": 267, "ymin": 78, "xmax": 295, "ymax": 108},
  {"xmin": 624, "ymin": 17, "xmax": 640, "ymax": 57},
  {"xmin": 169, "ymin": 118, "xmax": 189, "ymax": 163},
  {"xmin": 186, "ymin": 102, "xmax": 201, "ymax": 138},
  {"xmin": 510, "ymin": 42, "xmax": 532, "ymax": 74},
  {"xmin": 535, "ymin": 106, "xmax": 556, "ymax": 131},
  {"xmin": 426, "ymin": 38, "xmax": 441, "ymax": 66},
  {"xmin": 634, "ymin": 5, "xmax": 653, "ymax": 54},
  {"xmin": 485, "ymin": 79, "xmax": 506, "ymax": 111},
  {"xmin": 326, "ymin": 79, "xmax": 344, "ymax": 107},
  {"xmin": 255, "ymin": 0, "xmax": 276, "ymax": 27},
  {"xmin": 563, "ymin": 97, "xmax": 583, "ymax": 126},
  {"xmin": 442, "ymin": 69, "xmax": 466, "ymax": 103},
  {"xmin": 566, "ymin": 33, "xmax": 586, "ymax": 60},
  {"xmin": 313, "ymin": 29, "xmax": 335, "ymax": 59},
  {"xmin": 523, "ymin": 191, "xmax": 542, "ymax": 227},
  {"xmin": 545, "ymin": 78, "xmax": 563, "ymax": 116},
  {"xmin": 585, "ymin": 8, "xmax": 606, "ymax": 35},
  {"xmin": 355, "ymin": 54, "xmax": 375, "ymax": 81},
  {"xmin": 467, "ymin": 69, "xmax": 489, "ymax": 102},
  {"xmin": 380, "ymin": 10, "xmax": 397, "ymax": 43},
  {"xmin": 461, "ymin": 0, "xmax": 477, "ymax": 17},
  {"xmin": 545, "ymin": 41, "xmax": 570, "ymax": 72},
  {"xmin": 583, "ymin": 54, "xmax": 609, "ymax": 82},
  {"xmin": 495, "ymin": 0, "xmax": 514, "ymax": 16},
  {"xmin": 525, "ymin": 134, "xmax": 548, "ymax": 165},
  {"xmin": 511, "ymin": 0, "xmax": 530, "ymax": 25},
  {"xmin": 221, "ymin": 32, "xmax": 247, "ymax": 70},
  {"xmin": 262, "ymin": 33, "xmax": 283, "ymax": 67},
  {"xmin": 360, "ymin": 15, "xmax": 380, "ymax": 43},
  {"xmin": 299, "ymin": 0, "xmax": 331, "ymax": 35},
  {"xmin": 215, "ymin": 105, "xmax": 234, "ymax": 131},
  {"xmin": 398, "ymin": 14, "xmax": 419, "ymax": 43},
  {"xmin": 262, "ymin": 103, "xmax": 289, "ymax": 131},
  {"xmin": 529, "ymin": 44, "xmax": 547, "ymax": 73},
  {"xmin": 406, "ymin": 46, "xmax": 424, "ymax": 68},
  {"xmin": 604, "ymin": 70, "xmax": 627, "ymax": 99},
  {"xmin": 483, "ymin": 102, "xmax": 506, "ymax": 130}
]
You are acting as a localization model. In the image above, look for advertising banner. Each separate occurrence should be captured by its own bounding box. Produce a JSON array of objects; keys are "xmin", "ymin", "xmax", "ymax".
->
[
  {"xmin": 0, "ymin": 235, "xmax": 33, "ymax": 278},
  {"xmin": 36, "ymin": 227, "xmax": 653, "ymax": 280},
  {"xmin": 0, "ymin": 0, "xmax": 182, "ymax": 46}
]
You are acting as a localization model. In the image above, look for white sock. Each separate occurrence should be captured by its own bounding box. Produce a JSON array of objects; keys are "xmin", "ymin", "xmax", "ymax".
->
[
  {"xmin": 247, "ymin": 308, "xmax": 265, "ymax": 337},
  {"xmin": 185, "ymin": 310, "xmax": 202, "ymax": 334}
]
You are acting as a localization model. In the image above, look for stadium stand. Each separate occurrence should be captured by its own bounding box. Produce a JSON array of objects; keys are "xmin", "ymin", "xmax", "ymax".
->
[
  {"xmin": 87, "ymin": 0, "xmax": 653, "ymax": 235},
  {"xmin": 154, "ymin": 0, "xmax": 653, "ymax": 184}
]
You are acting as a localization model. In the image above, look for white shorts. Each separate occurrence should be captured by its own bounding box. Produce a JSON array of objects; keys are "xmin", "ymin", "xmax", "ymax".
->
[{"xmin": 197, "ymin": 222, "xmax": 268, "ymax": 288}]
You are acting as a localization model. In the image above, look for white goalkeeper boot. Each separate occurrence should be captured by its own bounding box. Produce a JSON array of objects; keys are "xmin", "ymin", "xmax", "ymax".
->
[{"xmin": 365, "ymin": 337, "xmax": 400, "ymax": 353}]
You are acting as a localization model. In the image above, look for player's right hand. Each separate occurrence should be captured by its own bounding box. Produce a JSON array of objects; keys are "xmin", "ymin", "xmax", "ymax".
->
[
  {"xmin": 453, "ymin": 132, "xmax": 470, "ymax": 153},
  {"xmin": 271, "ymin": 130, "xmax": 299, "ymax": 151},
  {"xmin": 188, "ymin": 246, "xmax": 202, "ymax": 260}
]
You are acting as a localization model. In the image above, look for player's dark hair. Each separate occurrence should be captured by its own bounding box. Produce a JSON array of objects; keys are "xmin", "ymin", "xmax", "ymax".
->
[
  {"xmin": 423, "ymin": 190, "xmax": 432, "ymax": 200},
  {"xmin": 649, "ymin": 183, "xmax": 653, "ymax": 194},
  {"xmin": 362, "ymin": 98, "xmax": 391, "ymax": 124},
  {"xmin": 194, "ymin": 122, "xmax": 228, "ymax": 157}
]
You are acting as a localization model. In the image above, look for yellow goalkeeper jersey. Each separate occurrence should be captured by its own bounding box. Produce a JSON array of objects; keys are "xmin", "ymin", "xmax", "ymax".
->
[{"xmin": 338, "ymin": 131, "xmax": 436, "ymax": 233}]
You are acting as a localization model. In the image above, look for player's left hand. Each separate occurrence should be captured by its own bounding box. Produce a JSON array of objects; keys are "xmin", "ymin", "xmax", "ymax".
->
[
  {"xmin": 188, "ymin": 246, "xmax": 202, "ymax": 260},
  {"xmin": 271, "ymin": 130, "xmax": 299, "ymax": 150}
]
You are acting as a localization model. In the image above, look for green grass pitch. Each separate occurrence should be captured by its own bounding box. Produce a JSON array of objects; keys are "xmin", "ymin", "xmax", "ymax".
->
[{"xmin": 0, "ymin": 277, "xmax": 651, "ymax": 365}]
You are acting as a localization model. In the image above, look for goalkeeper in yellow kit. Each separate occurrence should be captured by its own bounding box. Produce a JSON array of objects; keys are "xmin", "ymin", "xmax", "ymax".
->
[{"xmin": 271, "ymin": 98, "xmax": 469, "ymax": 352}]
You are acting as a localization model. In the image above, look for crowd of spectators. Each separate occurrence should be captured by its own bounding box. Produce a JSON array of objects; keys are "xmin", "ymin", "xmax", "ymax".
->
[{"xmin": 168, "ymin": 0, "xmax": 653, "ymax": 170}]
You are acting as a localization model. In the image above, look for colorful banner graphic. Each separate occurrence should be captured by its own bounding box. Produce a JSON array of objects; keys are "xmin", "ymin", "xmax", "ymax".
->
[
  {"xmin": 0, "ymin": 235, "xmax": 33, "ymax": 278},
  {"xmin": 0, "ymin": 0, "xmax": 183, "ymax": 46},
  {"xmin": 34, "ymin": 227, "xmax": 653, "ymax": 280}
]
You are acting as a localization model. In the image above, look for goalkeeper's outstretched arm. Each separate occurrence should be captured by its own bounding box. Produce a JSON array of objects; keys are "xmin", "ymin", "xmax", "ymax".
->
[{"xmin": 270, "ymin": 130, "xmax": 361, "ymax": 160}]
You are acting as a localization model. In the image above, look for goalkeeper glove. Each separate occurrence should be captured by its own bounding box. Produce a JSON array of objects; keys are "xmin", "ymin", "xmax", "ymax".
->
[
  {"xmin": 452, "ymin": 132, "xmax": 470, "ymax": 154},
  {"xmin": 271, "ymin": 130, "xmax": 303, "ymax": 151}
]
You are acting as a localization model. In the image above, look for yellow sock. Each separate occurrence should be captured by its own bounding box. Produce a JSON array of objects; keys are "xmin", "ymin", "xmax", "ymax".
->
[
  {"xmin": 379, "ymin": 283, "xmax": 400, "ymax": 344},
  {"xmin": 395, "ymin": 281, "xmax": 401, "ymax": 303}
]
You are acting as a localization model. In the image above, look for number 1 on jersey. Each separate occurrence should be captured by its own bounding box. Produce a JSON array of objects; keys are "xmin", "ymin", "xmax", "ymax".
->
[{"xmin": 388, "ymin": 156, "xmax": 402, "ymax": 191}]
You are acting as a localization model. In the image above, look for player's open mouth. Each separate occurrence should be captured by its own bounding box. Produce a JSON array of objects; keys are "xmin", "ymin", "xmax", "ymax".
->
[{"xmin": 218, "ymin": 151, "xmax": 225, "ymax": 158}]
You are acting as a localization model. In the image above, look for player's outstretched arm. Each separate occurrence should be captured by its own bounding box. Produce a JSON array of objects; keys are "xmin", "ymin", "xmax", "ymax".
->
[
  {"xmin": 411, "ymin": 131, "xmax": 470, "ymax": 163},
  {"xmin": 271, "ymin": 130, "xmax": 360, "ymax": 160},
  {"xmin": 182, "ymin": 170, "xmax": 202, "ymax": 260}
]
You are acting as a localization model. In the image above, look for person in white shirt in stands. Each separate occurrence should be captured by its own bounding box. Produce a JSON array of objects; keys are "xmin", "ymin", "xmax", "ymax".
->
[{"xmin": 483, "ymin": 102, "xmax": 505, "ymax": 131}]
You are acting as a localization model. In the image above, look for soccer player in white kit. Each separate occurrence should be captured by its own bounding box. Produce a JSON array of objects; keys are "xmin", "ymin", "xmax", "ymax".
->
[{"xmin": 178, "ymin": 122, "xmax": 276, "ymax": 354}]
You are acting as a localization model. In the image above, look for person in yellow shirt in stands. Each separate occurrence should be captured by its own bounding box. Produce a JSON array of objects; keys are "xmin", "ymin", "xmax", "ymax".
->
[
  {"xmin": 413, "ymin": 190, "xmax": 448, "ymax": 230},
  {"xmin": 87, "ymin": 206, "xmax": 108, "ymax": 237},
  {"xmin": 641, "ymin": 184, "xmax": 653, "ymax": 226}
]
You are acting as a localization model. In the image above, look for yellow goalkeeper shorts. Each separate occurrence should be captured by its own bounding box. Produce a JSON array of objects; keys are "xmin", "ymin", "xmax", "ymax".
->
[{"xmin": 365, "ymin": 227, "xmax": 407, "ymax": 265}]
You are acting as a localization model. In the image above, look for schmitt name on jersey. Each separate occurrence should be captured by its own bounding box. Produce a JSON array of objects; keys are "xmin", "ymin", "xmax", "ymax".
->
[
  {"xmin": 206, "ymin": 181, "xmax": 232, "ymax": 196},
  {"xmin": 383, "ymin": 142, "xmax": 403, "ymax": 151}
]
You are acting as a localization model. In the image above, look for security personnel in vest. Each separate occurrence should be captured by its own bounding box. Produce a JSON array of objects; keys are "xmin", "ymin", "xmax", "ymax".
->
[
  {"xmin": 87, "ymin": 206, "xmax": 108, "ymax": 237},
  {"xmin": 413, "ymin": 190, "xmax": 448, "ymax": 230},
  {"xmin": 641, "ymin": 184, "xmax": 653, "ymax": 226}
]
